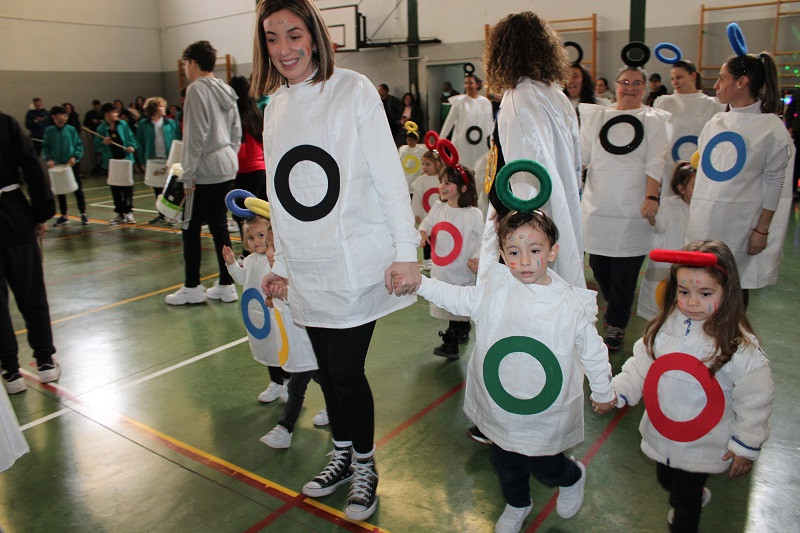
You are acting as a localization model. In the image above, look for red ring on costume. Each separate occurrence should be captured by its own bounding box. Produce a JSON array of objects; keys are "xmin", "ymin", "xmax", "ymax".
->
[
  {"xmin": 425, "ymin": 131, "xmax": 440, "ymax": 150},
  {"xmin": 430, "ymin": 221, "xmax": 463, "ymax": 266},
  {"xmin": 437, "ymin": 139, "xmax": 458, "ymax": 167},
  {"xmin": 422, "ymin": 187, "xmax": 438, "ymax": 213},
  {"xmin": 643, "ymin": 352, "xmax": 725, "ymax": 442}
]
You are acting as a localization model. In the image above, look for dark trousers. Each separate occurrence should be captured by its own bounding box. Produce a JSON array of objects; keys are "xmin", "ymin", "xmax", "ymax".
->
[
  {"xmin": 181, "ymin": 181, "xmax": 233, "ymax": 287},
  {"xmin": 267, "ymin": 365, "xmax": 289, "ymax": 385},
  {"xmin": 423, "ymin": 242, "xmax": 431, "ymax": 260},
  {"xmin": 0, "ymin": 241, "xmax": 56, "ymax": 374},
  {"xmin": 56, "ymin": 169, "xmax": 86, "ymax": 215},
  {"xmin": 110, "ymin": 185, "xmax": 133, "ymax": 214},
  {"xmin": 491, "ymin": 444, "xmax": 581, "ymax": 508},
  {"xmin": 656, "ymin": 463, "xmax": 710, "ymax": 533},
  {"xmin": 306, "ymin": 321, "xmax": 376, "ymax": 454},
  {"xmin": 278, "ymin": 370, "xmax": 319, "ymax": 433},
  {"xmin": 588, "ymin": 254, "xmax": 646, "ymax": 329}
]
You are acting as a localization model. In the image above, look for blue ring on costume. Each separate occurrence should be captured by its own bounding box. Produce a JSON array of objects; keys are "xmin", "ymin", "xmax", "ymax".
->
[
  {"xmin": 564, "ymin": 41, "xmax": 584, "ymax": 65},
  {"xmin": 241, "ymin": 288, "xmax": 270, "ymax": 339},
  {"xmin": 621, "ymin": 41, "xmax": 650, "ymax": 68},
  {"xmin": 226, "ymin": 189, "xmax": 256, "ymax": 218},
  {"xmin": 671, "ymin": 135, "xmax": 699, "ymax": 162},
  {"xmin": 599, "ymin": 114, "xmax": 645, "ymax": 155},
  {"xmin": 495, "ymin": 159, "xmax": 552, "ymax": 212},
  {"xmin": 654, "ymin": 43, "xmax": 682, "ymax": 64},
  {"xmin": 463, "ymin": 62, "xmax": 475, "ymax": 75},
  {"xmin": 727, "ymin": 23, "xmax": 748, "ymax": 56},
  {"xmin": 701, "ymin": 131, "xmax": 746, "ymax": 182},
  {"xmin": 274, "ymin": 145, "xmax": 340, "ymax": 222},
  {"xmin": 466, "ymin": 125, "xmax": 483, "ymax": 145}
]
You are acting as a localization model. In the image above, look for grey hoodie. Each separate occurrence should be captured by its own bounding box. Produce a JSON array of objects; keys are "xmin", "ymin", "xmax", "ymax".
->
[{"xmin": 180, "ymin": 76, "xmax": 241, "ymax": 185}]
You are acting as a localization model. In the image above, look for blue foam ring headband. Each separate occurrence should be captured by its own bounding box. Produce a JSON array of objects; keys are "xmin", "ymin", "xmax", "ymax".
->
[
  {"xmin": 226, "ymin": 188, "xmax": 256, "ymax": 218},
  {"xmin": 654, "ymin": 43, "xmax": 682, "ymax": 65},
  {"xmin": 564, "ymin": 41, "xmax": 584, "ymax": 65},
  {"xmin": 494, "ymin": 159, "xmax": 552, "ymax": 213},
  {"xmin": 727, "ymin": 23, "xmax": 748, "ymax": 56}
]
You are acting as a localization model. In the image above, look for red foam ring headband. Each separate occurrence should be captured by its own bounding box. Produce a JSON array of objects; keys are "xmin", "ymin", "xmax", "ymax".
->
[
  {"xmin": 453, "ymin": 164, "xmax": 469, "ymax": 187},
  {"xmin": 424, "ymin": 131, "xmax": 440, "ymax": 150},
  {"xmin": 437, "ymin": 138, "xmax": 459, "ymax": 167},
  {"xmin": 649, "ymin": 249, "xmax": 728, "ymax": 277}
]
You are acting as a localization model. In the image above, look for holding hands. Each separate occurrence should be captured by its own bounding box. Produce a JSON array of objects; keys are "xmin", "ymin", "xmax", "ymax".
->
[
  {"xmin": 261, "ymin": 272, "xmax": 288, "ymax": 306},
  {"xmin": 387, "ymin": 262, "xmax": 422, "ymax": 296},
  {"xmin": 591, "ymin": 394, "xmax": 617, "ymax": 414}
]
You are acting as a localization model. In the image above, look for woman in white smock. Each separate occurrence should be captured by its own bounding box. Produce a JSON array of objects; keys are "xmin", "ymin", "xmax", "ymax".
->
[{"xmin": 440, "ymin": 74, "xmax": 494, "ymax": 170}]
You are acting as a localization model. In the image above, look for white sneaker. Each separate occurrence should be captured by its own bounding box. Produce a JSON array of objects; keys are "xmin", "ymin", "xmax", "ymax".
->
[
  {"xmin": 495, "ymin": 502, "xmax": 532, "ymax": 533},
  {"xmin": 206, "ymin": 281, "xmax": 238, "ymax": 302},
  {"xmin": 37, "ymin": 361, "xmax": 61, "ymax": 383},
  {"xmin": 313, "ymin": 408, "xmax": 329, "ymax": 426},
  {"xmin": 2, "ymin": 372, "xmax": 27, "ymax": 394},
  {"xmin": 280, "ymin": 379, "xmax": 290, "ymax": 403},
  {"xmin": 165, "ymin": 285, "xmax": 207, "ymax": 305},
  {"xmin": 258, "ymin": 381, "xmax": 285, "ymax": 403},
  {"xmin": 124, "ymin": 213, "xmax": 136, "ymax": 224},
  {"xmin": 227, "ymin": 218, "xmax": 239, "ymax": 233},
  {"xmin": 668, "ymin": 487, "xmax": 711, "ymax": 525},
  {"xmin": 422, "ymin": 259, "xmax": 432, "ymax": 271},
  {"xmin": 556, "ymin": 457, "xmax": 586, "ymax": 519},
  {"xmin": 259, "ymin": 425, "xmax": 292, "ymax": 449}
]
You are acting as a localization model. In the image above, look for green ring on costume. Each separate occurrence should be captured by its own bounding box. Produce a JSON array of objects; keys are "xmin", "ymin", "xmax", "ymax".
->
[
  {"xmin": 494, "ymin": 159, "xmax": 552, "ymax": 213},
  {"xmin": 483, "ymin": 336, "xmax": 563, "ymax": 415}
]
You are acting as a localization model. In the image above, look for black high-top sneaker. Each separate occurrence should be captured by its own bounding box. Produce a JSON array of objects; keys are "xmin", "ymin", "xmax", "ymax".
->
[
  {"xmin": 457, "ymin": 321, "xmax": 471, "ymax": 344},
  {"xmin": 345, "ymin": 456, "xmax": 379, "ymax": 521},
  {"xmin": 433, "ymin": 328, "xmax": 459, "ymax": 359},
  {"xmin": 302, "ymin": 445, "xmax": 354, "ymax": 497}
]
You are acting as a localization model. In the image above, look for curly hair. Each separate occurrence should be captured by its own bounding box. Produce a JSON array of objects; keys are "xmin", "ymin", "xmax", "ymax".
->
[{"xmin": 484, "ymin": 12, "xmax": 570, "ymax": 93}]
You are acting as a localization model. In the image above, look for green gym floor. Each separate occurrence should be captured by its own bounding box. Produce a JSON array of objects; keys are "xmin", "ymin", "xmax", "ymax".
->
[{"xmin": 1, "ymin": 175, "xmax": 798, "ymax": 533}]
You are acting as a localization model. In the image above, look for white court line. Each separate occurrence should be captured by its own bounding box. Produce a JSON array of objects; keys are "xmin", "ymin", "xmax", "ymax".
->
[{"xmin": 18, "ymin": 337, "xmax": 248, "ymax": 431}]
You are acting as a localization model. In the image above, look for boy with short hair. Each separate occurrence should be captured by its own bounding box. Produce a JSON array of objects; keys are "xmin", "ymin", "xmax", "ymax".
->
[
  {"xmin": 43, "ymin": 106, "xmax": 86, "ymax": 226},
  {"xmin": 95, "ymin": 102, "xmax": 137, "ymax": 224}
]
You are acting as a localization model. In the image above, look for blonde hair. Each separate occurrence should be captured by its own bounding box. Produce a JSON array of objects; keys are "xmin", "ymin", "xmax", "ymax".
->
[{"xmin": 143, "ymin": 97, "xmax": 167, "ymax": 118}]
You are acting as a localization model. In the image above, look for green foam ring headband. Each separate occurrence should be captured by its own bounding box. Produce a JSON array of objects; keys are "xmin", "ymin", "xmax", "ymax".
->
[{"xmin": 494, "ymin": 159, "xmax": 552, "ymax": 213}]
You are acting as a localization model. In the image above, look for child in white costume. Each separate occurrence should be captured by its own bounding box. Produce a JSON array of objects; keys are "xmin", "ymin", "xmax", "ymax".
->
[
  {"xmin": 411, "ymin": 149, "xmax": 443, "ymax": 270},
  {"xmin": 397, "ymin": 129, "xmax": 427, "ymax": 195},
  {"xmin": 0, "ymin": 387, "xmax": 28, "ymax": 472},
  {"xmin": 637, "ymin": 162, "xmax": 695, "ymax": 320},
  {"xmin": 418, "ymin": 162, "xmax": 483, "ymax": 358},
  {"xmin": 405, "ymin": 211, "xmax": 614, "ymax": 532},
  {"xmin": 607, "ymin": 241, "xmax": 773, "ymax": 532},
  {"xmin": 440, "ymin": 74, "xmax": 494, "ymax": 170},
  {"xmin": 222, "ymin": 215, "xmax": 324, "ymax": 449}
]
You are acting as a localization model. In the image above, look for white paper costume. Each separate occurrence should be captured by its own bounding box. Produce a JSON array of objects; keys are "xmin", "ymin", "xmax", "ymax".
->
[
  {"xmin": 637, "ymin": 195, "xmax": 690, "ymax": 320},
  {"xmin": 419, "ymin": 203, "xmax": 483, "ymax": 320},
  {"xmin": 440, "ymin": 94, "xmax": 493, "ymax": 170},
  {"xmin": 417, "ymin": 264, "xmax": 614, "ymax": 456},
  {"xmin": 686, "ymin": 102, "xmax": 793, "ymax": 289},
  {"xmin": 612, "ymin": 310, "xmax": 773, "ymax": 473},
  {"xmin": 0, "ymin": 388, "xmax": 28, "ymax": 472},
  {"xmin": 263, "ymin": 68, "xmax": 419, "ymax": 328},
  {"xmin": 226, "ymin": 254, "xmax": 316, "ymax": 372},
  {"xmin": 411, "ymin": 174, "xmax": 440, "ymax": 221},
  {"xmin": 398, "ymin": 144, "xmax": 427, "ymax": 194},
  {"xmin": 483, "ymin": 79, "xmax": 586, "ymax": 288},
  {"xmin": 580, "ymin": 104, "xmax": 671, "ymax": 257}
]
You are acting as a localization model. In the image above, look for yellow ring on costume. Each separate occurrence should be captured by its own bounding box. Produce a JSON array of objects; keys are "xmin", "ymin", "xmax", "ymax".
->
[
  {"xmin": 244, "ymin": 197, "xmax": 270, "ymax": 219},
  {"xmin": 274, "ymin": 306, "xmax": 289, "ymax": 366},
  {"xmin": 484, "ymin": 144, "xmax": 498, "ymax": 194},
  {"xmin": 404, "ymin": 121, "xmax": 419, "ymax": 133},
  {"xmin": 402, "ymin": 154, "xmax": 421, "ymax": 174},
  {"xmin": 690, "ymin": 150, "xmax": 700, "ymax": 170},
  {"xmin": 655, "ymin": 278, "xmax": 668, "ymax": 309}
]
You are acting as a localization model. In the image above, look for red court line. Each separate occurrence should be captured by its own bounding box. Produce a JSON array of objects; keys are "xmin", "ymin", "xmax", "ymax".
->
[{"xmin": 525, "ymin": 406, "xmax": 630, "ymax": 532}]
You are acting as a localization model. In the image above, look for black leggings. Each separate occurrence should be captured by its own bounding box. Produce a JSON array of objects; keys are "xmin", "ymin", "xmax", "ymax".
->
[
  {"xmin": 306, "ymin": 321, "xmax": 376, "ymax": 454},
  {"xmin": 656, "ymin": 463, "xmax": 710, "ymax": 533},
  {"xmin": 56, "ymin": 167, "xmax": 86, "ymax": 215},
  {"xmin": 278, "ymin": 370, "xmax": 319, "ymax": 433}
]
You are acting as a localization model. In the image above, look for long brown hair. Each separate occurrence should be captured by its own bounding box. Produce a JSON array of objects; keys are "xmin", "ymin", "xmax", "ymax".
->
[
  {"xmin": 643, "ymin": 240, "xmax": 755, "ymax": 374},
  {"xmin": 724, "ymin": 52, "xmax": 781, "ymax": 114},
  {"xmin": 250, "ymin": 0, "xmax": 335, "ymax": 97}
]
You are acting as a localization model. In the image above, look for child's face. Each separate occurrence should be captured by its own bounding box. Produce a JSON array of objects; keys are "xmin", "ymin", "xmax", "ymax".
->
[
  {"xmin": 438, "ymin": 176, "xmax": 463, "ymax": 204},
  {"xmin": 52, "ymin": 113, "xmax": 68, "ymax": 127},
  {"xmin": 499, "ymin": 225, "xmax": 558, "ymax": 285},
  {"xmin": 677, "ymin": 174, "xmax": 696, "ymax": 204},
  {"xmin": 421, "ymin": 158, "xmax": 437, "ymax": 176},
  {"xmin": 406, "ymin": 136, "xmax": 417, "ymax": 147},
  {"xmin": 675, "ymin": 267, "xmax": 724, "ymax": 321},
  {"xmin": 104, "ymin": 110, "xmax": 118, "ymax": 123},
  {"xmin": 244, "ymin": 221, "xmax": 273, "ymax": 257}
]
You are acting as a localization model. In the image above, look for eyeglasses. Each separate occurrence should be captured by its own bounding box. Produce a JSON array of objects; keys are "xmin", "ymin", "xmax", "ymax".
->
[{"xmin": 616, "ymin": 79, "xmax": 645, "ymax": 87}]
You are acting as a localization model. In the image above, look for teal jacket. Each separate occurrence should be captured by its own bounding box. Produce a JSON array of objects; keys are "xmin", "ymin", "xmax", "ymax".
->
[
  {"xmin": 136, "ymin": 117, "xmax": 181, "ymax": 162},
  {"xmin": 95, "ymin": 120, "xmax": 137, "ymax": 169},
  {"xmin": 42, "ymin": 124, "xmax": 83, "ymax": 164}
]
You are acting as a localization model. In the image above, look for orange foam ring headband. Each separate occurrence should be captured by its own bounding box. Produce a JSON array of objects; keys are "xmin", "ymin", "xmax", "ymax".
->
[{"xmin": 649, "ymin": 249, "xmax": 728, "ymax": 277}]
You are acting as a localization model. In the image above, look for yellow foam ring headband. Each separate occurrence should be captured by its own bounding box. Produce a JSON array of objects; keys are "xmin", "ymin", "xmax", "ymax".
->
[
  {"xmin": 244, "ymin": 197, "xmax": 270, "ymax": 218},
  {"xmin": 274, "ymin": 306, "xmax": 289, "ymax": 366},
  {"xmin": 404, "ymin": 120, "xmax": 419, "ymax": 133},
  {"xmin": 690, "ymin": 150, "xmax": 700, "ymax": 170}
]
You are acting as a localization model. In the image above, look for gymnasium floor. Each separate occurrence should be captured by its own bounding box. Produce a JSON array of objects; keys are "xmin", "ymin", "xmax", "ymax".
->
[{"xmin": 1, "ymin": 175, "xmax": 798, "ymax": 533}]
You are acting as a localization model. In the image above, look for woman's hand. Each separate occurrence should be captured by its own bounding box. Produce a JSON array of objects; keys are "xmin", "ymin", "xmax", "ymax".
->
[
  {"xmin": 385, "ymin": 261, "xmax": 421, "ymax": 295},
  {"xmin": 747, "ymin": 230, "xmax": 768, "ymax": 255},
  {"xmin": 261, "ymin": 272, "xmax": 288, "ymax": 305},
  {"xmin": 640, "ymin": 197, "xmax": 659, "ymax": 220}
]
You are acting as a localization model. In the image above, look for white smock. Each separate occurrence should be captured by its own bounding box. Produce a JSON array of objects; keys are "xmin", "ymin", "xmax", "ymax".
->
[
  {"xmin": 686, "ymin": 102, "xmax": 793, "ymax": 289},
  {"xmin": 580, "ymin": 104, "xmax": 671, "ymax": 257},
  {"xmin": 440, "ymin": 94, "xmax": 493, "ymax": 170},
  {"xmin": 418, "ymin": 264, "xmax": 614, "ymax": 456},
  {"xmin": 263, "ymin": 68, "xmax": 419, "ymax": 328},
  {"xmin": 398, "ymin": 144, "xmax": 427, "ymax": 194},
  {"xmin": 411, "ymin": 174, "xmax": 440, "ymax": 221},
  {"xmin": 0, "ymin": 388, "xmax": 28, "ymax": 472}
]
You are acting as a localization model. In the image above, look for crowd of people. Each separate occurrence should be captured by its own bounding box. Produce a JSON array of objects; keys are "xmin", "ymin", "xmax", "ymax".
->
[{"xmin": 2, "ymin": 2, "xmax": 795, "ymax": 532}]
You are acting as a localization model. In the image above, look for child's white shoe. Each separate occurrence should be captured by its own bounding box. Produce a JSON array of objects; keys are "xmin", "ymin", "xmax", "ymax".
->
[
  {"xmin": 260, "ymin": 425, "xmax": 292, "ymax": 449},
  {"xmin": 258, "ymin": 381, "xmax": 285, "ymax": 403},
  {"xmin": 313, "ymin": 408, "xmax": 329, "ymax": 426},
  {"xmin": 668, "ymin": 487, "xmax": 711, "ymax": 524},
  {"xmin": 495, "ymin": 502, "xmax": 532, "ymax": 533},
  {"xmin": 556, "ymin": 457, "xmax": 585, "ymax": 518}
]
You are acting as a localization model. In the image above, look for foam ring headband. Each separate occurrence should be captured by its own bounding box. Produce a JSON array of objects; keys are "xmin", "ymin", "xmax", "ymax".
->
[
  {"xmin": 495, "ymin": 159, "xmax": 552, "ymax": 212},
  {"xmin": 654, "ymin": 42, "xmax": 682, "ymax": 64},
  {"xmin": 463, "ymin": 62, "xmax": 475, "ymax": 75},
  {"xmin": 404, "ymin": 120, "xmax": 419, "ymax": 133},
  {"xmin": 564, "ymin": 41, "xmax": 584, "ymax": 65},
  {"xmin": 226, "ymin": 188, "xmax": 256, "ymax": 218},
  {"xmin": 424, "ymin": 130, "xmax": 439, "ymax": 150},
  {"xmin": 437, "ymin": 138, "xmax": 459, "ymax": 167},
  {"xmin": 690, "ymin": 150, "xmax": 700, "ymax": 170},
  {"xmin": 727, "ymin": 23, "xmax": 748, "ymax": 56},
  {"xmin": 649, "ymin": 249, "xmax": 728, "ymax": 278},
  {"xmin": 621, "ymin": 41, "xmax": 651, "ymax": 68},
  {"xmin": 244, "ymin": 197, "xmax": 270, "ymax": 219}
]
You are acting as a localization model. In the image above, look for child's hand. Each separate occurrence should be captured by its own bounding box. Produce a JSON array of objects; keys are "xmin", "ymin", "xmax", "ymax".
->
[
  {"xmin": 722, "ymin": 451, "xmax": 753, "ymax": 478},
  {"xmin": 415, "ymin": 216, "xmax": 421, "ymax": 225},
  {"xmin": 467, "ymin": 258, "xmax": 479, "ymax": 274},
  {"xmin": 419, "ymin": 230, "xmax": 428, "ymax": 247},
  {"xmin": 67, "ymin": 157, "xmax": 76, "ymax": 166},
  {"xmin": 126, "ymin": 146, "xmax": 135, "ymax": 153},
  {"xmin": 221, "ymin": 245, "xmax": 236, "ymax": 265},
  {"xmin": 46, "ymin": 160, "xmax": 55, "ymax": 168},
  {"xmin": 592, "ymin": 397, "xmax": 616, "ymax": 414},
  {"xmin": 103, "ymin": 137, "xmax": 112, "ymax": 145}
]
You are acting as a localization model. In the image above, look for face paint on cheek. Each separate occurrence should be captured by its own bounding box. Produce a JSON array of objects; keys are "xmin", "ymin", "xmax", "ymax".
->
[
  {"xmin": 298, "ymin": 49, "xmax": 306, "ymax": 57},
  {"xmin": 509, "ymin": 262, "xmax": 517, "ymax": 268},
  {"xmin": 707, "ymin": 303, "xmax": 714, "ymax": 313},
  {"xmin": 536, "ymin": 258, "xmax": 541, "ymax": 268}
]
